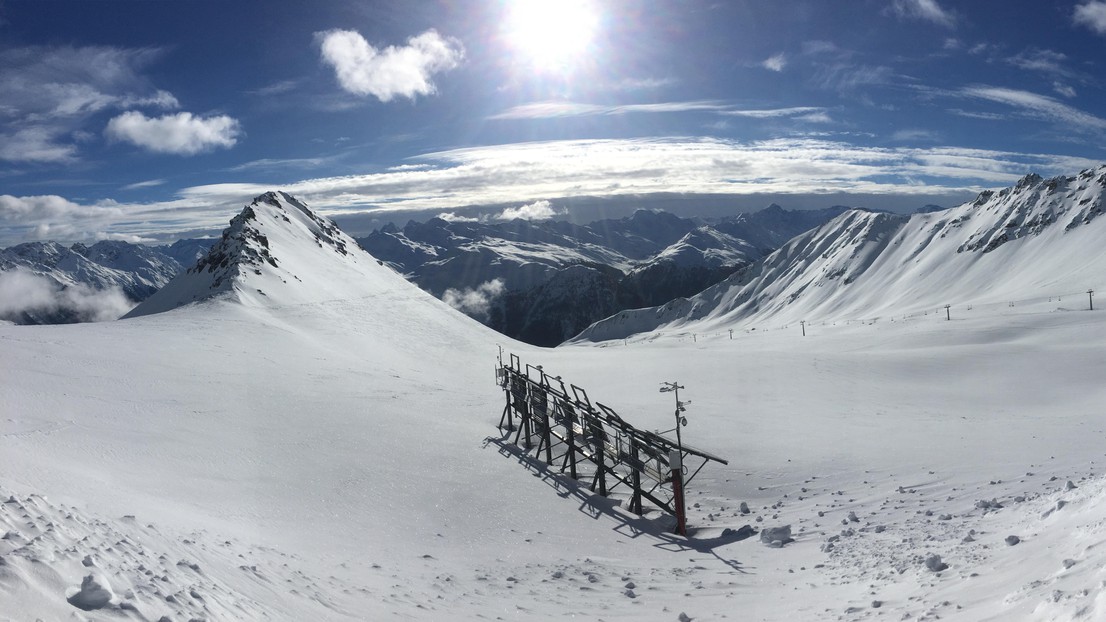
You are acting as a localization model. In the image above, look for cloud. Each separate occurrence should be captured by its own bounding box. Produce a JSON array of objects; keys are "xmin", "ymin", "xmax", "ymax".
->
[
  {"xmin": 721, "ymin": 106, "xmax": 829, "ymax": 120},
  {"xmin": 317, "ymin": 29, "xmax": 464, "ymax": 102},
  {"xmin": 0, "ymin": 45, "xmax": 179, "ymax": 163},
  {"xmin": 0, "ymin": 269, "xmax": 134, "ymax": 323},
  {"xmin": 762, "ymin": 53, "xmax": 787, "ymax": 72},
  {"xmin": 229, "ymin": 157, "xmax": 332, "ymax": 172},
  {"xmin": 496, "ymin": 199, "xmax": 562, "ymax": 221},
  {"xmin": 168, "ymin": 137, "xmax": 1098, "ymax": 226},
  {"xmin": 891, "ymin": 129, "xmax": 941, "ymax": 142},
  {"xmin": 489, "ymin": 100, "xmax": 728, "ymax": 120},
  {"xmin": 248, "ymin": 79, "xmax": 301, "ymax": 96},
  {"xmin": 961, "ymin": 86, "xmax": 1106, "ymax": 131},
  {"xmin": 1006, "ymin": 48, "xmax": 1080, "ymax": 79},
  {"xmin": 802, "ymin": 40, "xmax": 841, "ymax": 56},
  {"xmin": 4, "ymin": 137, "xmax": 1100, "ymax": 246},
  {"xmin": 105, "ymin": 111, "xmax": 240, "ymax": 155},
  {"xmin": 0, "ymin": 127, "xmax": 78, "ymax": 163},
  {"xmin": 612, "ymin": 77, "xmax": 675, "ymax": 91},
  {"xmin": 813, "ymin": 64, "xmax": 896, "ymax": 94},
  {"xmin": 1074, "ymin": 1, "xmax": 1106, "ymax": 34},
  {"xmin": 0, "ymin": 194, "xmax": 129, "ymax": 243},
  {"xmin": 435, "ymin": 211, "xmax": 480, "ymax": 223},
  {"xmin": 888, "ymin": 0, "xmax": 956, "ymax": 27},
  {"xmin": 442, "ymin": 278, "xmax": 505, "ymax": 321},
  {"xmin": 489, "ymin": 101, "xmax": 828, "ymax": 121},
  {"xmin": 1053, "ymin": 82, "xmax": 1077, "ymax": 98},
  {"xmin": 0, "ymin": 194, "xmax": 122, "ymax": 223},
  {"xmin": 121, "ymin": 179, "xmax": 165, "ymax": 190}
]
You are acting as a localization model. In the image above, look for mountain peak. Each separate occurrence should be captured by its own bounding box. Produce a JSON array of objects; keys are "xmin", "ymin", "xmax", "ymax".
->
[{"xmin": 124, "ymin": 191, "xmax": 398, "ymax": 318}]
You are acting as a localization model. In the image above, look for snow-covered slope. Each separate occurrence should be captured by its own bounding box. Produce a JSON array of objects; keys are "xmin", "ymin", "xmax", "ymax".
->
[{"xmin": 574, "ymin": 167, "xmax": 1106, "ymax": 342}]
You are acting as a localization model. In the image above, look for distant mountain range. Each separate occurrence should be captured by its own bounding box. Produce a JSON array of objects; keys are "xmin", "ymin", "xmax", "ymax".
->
[
  {"xmin": 358, "ymin": 204, "xmax": 851, "ymax": 345},
  {"xmin": 573, "ymin": 166, "xmax": 1106, "ymax": 343},
  {"xmin": 0, "ymin": 238, "xmax": 214, "ymax": 323}
]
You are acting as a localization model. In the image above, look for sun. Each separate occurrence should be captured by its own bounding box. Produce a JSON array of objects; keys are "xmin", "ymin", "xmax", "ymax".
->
[{"xmin": 503, "ymin": 0, "xmax": 599, "ymax": 73}]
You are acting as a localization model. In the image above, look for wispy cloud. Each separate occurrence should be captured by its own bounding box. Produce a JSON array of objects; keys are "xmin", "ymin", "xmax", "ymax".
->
[
  {"xmin": 0, "ymin": 45, "xmax": 179, "ymax": 163},
  {"xmin": 947, "ymin": 108, "xmax": 1006, "ymax": 121},
  {"xmin": 247, "ymin": 79, "xmax": 301, "ymax": 97},
  {"xmin": 0, "ymin": 127, "xmax": 78, "ymax": 163},
  {"xmin": 720, "ymin": 107, "xmax": 830, "ymax": 121},
  {"xmin": 105, "ymin": 111, "xmax": 241, "ymax": 155},
  {"xmin": 121, "ymin": 179, "xmax": 165, "ymax": 191},
  {"xmin": 1006, "ymin": 48, "xmax": 1082, "ymax": 80},
  {"xmin": 960, "ymin": 86, "xmax": 1106, "ymax": 132},
  {"xmin": 762, "ymin": 53, "xmax": 787, "ymax": 72},
  {"xmin": 1074, "ymin": 1, "xmax": 1106, "ymax": 35},
  {"xmin": 891, "ymin": 129, "xmax": 941, "ymax": 142},
  {"xmin": 812, "ymin": 64, "xmax": 897, "ymax": 94},
  {"xmin": 1053, "ymin": 82, "xmax": 1077, "ymax": 98},
  {"xmin": 802, "ymin": 40, "xmax": 841, "ymax": 56},
  {"xmin": 490, "ymin": 101, "xmax": 829, "ymax": 122},
  {"xmin": 611, "ymin": 76, "xmax": 675, "ymax": 91},
  {"xmin": 316, "ymin": 29, "xmax": 464, "ymax": 102},
  {"xmin": 228, "ymin": 156, "xmax": 334, "ymax": 172},
  {"xmin": 489, "ymin": 100, "xmax": 728, "ymax": 120},
  {"xmin": 888, "ymin": 0, "xmax": 957, "ymax": 28}
]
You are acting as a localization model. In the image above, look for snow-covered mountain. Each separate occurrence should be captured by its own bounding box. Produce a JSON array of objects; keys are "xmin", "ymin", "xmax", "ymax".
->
[
  {"xmin": 125, "ymin": 191, "xmax": 414, "ymax": 318},
  {"xmin": 574, "ymin": 166, "xmax": 1106, "ymax": 342},
  {"xmin": 361, "ymin": 205, "xmax": 849, "ymax": 345},
  {"xmin": 1, "ymin": 240, "xmax": 180, "ymax": 302}
]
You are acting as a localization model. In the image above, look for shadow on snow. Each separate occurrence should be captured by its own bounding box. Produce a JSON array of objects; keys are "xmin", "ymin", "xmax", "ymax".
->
[{"xmin": 483, "ymin": 434, "xmax": 753, "ymax": 574}]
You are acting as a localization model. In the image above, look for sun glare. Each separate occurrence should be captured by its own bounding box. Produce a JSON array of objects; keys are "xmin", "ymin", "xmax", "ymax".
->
[{"xmin": 504, "ymin": 0, "xmax": 598, "ymax": 73}]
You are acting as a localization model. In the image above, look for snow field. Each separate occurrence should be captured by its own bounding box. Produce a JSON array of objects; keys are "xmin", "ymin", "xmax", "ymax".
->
[{"xmin": 3, "ymin": 187, "xmax": 1106, "ymax": 619}]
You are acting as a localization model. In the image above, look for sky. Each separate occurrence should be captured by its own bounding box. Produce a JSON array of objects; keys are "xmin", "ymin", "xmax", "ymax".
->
[{"xmin": 2, "ymin": 0, "xmax": 1106, "ymax": 245}]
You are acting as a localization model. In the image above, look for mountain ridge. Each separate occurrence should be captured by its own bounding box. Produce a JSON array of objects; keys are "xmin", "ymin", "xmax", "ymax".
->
[{"xmin": 573, "ymin": 165, "xmax": 1106, "ymax": 343}]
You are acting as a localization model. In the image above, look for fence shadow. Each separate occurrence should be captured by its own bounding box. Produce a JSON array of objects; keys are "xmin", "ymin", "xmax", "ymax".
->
[{"xmin": 483, "ymin": 434, "xmax": 753, "ymax": 573}]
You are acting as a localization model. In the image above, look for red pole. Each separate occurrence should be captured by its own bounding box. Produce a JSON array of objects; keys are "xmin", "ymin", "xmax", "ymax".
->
[{"xmin": 670, "ymin": 449, "xmax": 686, "ymax": 536}]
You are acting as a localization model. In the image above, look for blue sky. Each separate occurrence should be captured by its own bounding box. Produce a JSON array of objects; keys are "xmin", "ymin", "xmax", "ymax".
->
[{"xmin": 2, "ymin": 0, "xmax": 1106, "ymax": 244}]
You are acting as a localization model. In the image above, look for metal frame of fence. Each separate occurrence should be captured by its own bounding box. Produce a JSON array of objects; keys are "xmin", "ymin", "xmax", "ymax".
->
[{"xmin": 496, "ymin": 353, "xmax": 727, "ymax": 526}]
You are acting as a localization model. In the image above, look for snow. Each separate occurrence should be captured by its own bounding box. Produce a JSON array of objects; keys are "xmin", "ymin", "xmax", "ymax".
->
[{"xmin": 3, "ymin": 188, "xmax": 1106, "ymax": 619}]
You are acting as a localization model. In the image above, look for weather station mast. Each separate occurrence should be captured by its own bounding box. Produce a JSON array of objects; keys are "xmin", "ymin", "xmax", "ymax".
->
[{"xmin": 659, "ymin": 381, "xmax": 690, "ymax": 535}]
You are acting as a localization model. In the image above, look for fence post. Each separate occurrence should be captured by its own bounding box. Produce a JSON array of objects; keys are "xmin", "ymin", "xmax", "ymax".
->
[{"xmin": 670, "ymin": 449, "xmax": 686, "ymax": 536}]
